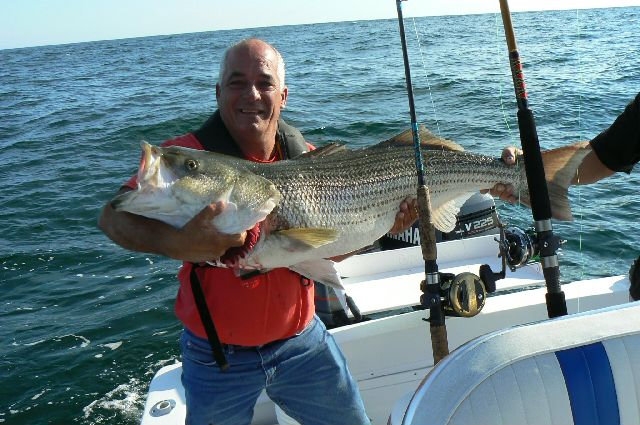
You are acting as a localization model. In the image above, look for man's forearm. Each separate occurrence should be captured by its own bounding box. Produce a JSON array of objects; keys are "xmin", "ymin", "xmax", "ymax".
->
[
  {"xmin": 98, "ymin": 191, "xmax": 247, "ymax": 263},
  {"xmin": 98, "ymin": 203, "xmax": 182, "ymax": 259}
]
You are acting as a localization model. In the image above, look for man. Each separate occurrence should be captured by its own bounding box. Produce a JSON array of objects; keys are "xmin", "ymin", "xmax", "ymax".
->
[
  {"xmin": 488, "ymin": 92, "xmax": 639, "ymax": 300},
  {"xmin": 99, "ymin": 38, "xmax": 417, "ymax": 425}
]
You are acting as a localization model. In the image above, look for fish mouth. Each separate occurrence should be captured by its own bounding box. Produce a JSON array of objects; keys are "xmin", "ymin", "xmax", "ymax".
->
[
  {"xmin": 109, "ymin": 142, "xmax": 161, "ymax": 212},
  {"xmin": 136, "ymin": 141, "xmax": 173, "ymax": 190},
  {"xmin": 109, "ymin": 142, "xmax": 175, "ymax": 212}
]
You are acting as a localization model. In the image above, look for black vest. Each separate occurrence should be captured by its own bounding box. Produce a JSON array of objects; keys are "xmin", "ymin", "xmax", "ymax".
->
[
  {"xmin": 187, "ymin": 110, "xmax": 309, "ymax": 369},
  {"xmin": 193, "ymin": 110, "xmax": 308, "ymax": 159}
]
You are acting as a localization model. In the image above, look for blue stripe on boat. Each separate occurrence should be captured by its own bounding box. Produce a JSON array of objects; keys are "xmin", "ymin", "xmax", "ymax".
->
[{"xmin": 556, "ymin": 342, "xmax": 620, "ymax": 425}]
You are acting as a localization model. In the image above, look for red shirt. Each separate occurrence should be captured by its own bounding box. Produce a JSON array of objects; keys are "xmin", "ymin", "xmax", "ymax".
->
[{"xmin": 124, "ymin": 133, "xmax": 315, "ymax": 346}]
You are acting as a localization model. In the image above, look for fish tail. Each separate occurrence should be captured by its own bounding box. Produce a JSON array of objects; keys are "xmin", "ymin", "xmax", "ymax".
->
[{"xmin": 517, "ymin": 142, "xmax": 591, "ymax": 221}]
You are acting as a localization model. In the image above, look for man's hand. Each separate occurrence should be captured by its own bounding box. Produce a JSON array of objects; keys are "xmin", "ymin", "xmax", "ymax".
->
[
  {"xmin": 174, "ymin": 202, "xmax": 247, "ymax": 263},
  {"xmin": 482, "ymin": 146, "xmax": 521, "ymax": 203},
  {"xmin": 389, "ymin": 196, "xmax": 419, "ymax": 235}
]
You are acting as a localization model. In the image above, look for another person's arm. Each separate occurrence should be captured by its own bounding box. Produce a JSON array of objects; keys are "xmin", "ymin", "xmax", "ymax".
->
[
  {"xmin": 487, "ymin": 145, "xmax": 615, "ymax": 203},
  {"xmin": 572, "ymin": 149, "xmax": 615, "ymax": 184},
  {"xmin": 489, "ymin": 92, "xmax": 640, "ymax": 202}
]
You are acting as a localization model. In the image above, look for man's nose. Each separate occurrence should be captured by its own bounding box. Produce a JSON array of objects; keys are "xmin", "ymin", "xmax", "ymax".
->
[{"xmin": 242, "ymin": 84, "xmax": 260, "ymax": 99}]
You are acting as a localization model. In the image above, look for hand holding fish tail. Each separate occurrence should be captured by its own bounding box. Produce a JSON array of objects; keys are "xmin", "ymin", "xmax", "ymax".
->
[
  {"xmin": 389, "ymin": 196, "xmax": 419, "ymax": 235},
  {"xmin": 501, "ymin": 146, "xmax": 521, "ymax": 166}
]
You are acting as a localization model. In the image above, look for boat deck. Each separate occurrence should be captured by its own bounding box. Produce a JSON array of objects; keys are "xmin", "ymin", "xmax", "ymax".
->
[{"xmin": 338, "ymin": 235, "xmax": 544, "ymax": 315}]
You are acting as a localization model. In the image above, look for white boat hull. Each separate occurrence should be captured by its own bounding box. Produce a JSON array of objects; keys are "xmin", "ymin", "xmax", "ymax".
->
[{"xmin": 139, "ymin": 235, "xmax": 631, "ymax": 425}]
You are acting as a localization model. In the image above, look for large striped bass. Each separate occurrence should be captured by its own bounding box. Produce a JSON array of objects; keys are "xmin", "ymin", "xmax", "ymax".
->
[{"xmin": 110, "ymin": 128, "xmax": 590, "ymax": 287}]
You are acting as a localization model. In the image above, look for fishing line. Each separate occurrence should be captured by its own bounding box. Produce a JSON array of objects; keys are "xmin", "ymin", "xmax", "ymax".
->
[
  {"xmin": 574, "ymin": 8, "xmax": 586, "ymax": 283},
  {"xmin": 494, "ymin": 14, "xmax": 516, "ymax": 144},
  {"xmin": 396, "ymin": 0, "xmax": 449, "ymax": 365},
  {"xmin": 491, "ymin": 11, "xmax": 525, "ymax": 216},
  {"xmin": 409, "ymin": 16, "xmax": 442, "ymax": 137},
  {"xmin": 499, "ymin": 0, "xmax": 568, "ymax": 318},
  {"xmin": 491, "ymin": 8, "xmax": 588, "ymax": 288}
]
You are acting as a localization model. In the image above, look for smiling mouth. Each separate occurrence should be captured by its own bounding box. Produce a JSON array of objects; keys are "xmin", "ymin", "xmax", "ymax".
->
[{"xmin": 240, "ymin": 108, "xmax": 262, "ymax": 114}]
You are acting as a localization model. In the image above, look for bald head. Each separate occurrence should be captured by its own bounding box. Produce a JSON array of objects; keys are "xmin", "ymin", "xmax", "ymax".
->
[
  {"xmin": 218, "ymin": 38, "xmax": 286, "ymax": 89},
  {"xmin": 214, "ymin": 37, "xmax": 289, "ymax": 160}
]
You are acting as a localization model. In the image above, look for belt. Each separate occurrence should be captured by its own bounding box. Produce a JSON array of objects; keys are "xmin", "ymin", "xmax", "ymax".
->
[
  {"xmin": 221, "ymin": 343, "xmax": 259, "ymax": 352},
  {"xmin": 220, "ymin": 318, "xmax": 316, "ymax": 352}
]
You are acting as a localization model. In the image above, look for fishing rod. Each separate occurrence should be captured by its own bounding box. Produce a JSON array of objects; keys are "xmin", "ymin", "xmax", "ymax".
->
[
  {"xmin": 498, "ymin": 0, "xmax": 567, "ymax": 318},
  {"xmin": 395, "ymin": 0, "xmax": 449, "ymax": 363}
]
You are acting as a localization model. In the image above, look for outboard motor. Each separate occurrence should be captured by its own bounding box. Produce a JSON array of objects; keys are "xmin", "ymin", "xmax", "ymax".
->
[{"xmin": 441, "ymin": 192, "xmax": 501, "ymax": 241}]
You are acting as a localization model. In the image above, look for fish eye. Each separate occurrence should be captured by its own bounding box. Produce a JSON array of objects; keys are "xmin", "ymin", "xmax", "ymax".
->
[{"xmin": 185, "ymin": 159, "xmax": 198, "ymax": 171}]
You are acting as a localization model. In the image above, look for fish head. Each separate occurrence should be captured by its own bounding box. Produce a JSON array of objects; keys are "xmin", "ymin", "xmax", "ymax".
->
[{"xmin": 110, "ymin": 142, "xmax": 281, "ymax": 233}]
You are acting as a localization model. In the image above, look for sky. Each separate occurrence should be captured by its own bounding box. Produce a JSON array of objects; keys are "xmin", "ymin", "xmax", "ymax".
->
[{"xmin": 1, "ymin": 0, "xmax": 639, "ymax": 50}]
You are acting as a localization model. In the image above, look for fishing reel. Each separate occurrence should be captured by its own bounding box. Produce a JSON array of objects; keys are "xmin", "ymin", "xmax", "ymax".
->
[
  {"xmin": 499, "ymin": 226, "xmax": 540, "ymax": 271},
  {"xmin": 442, "ymin": 272, "xmax": 487, "ymax": 317},
  {"xmin": 475, "ymin": 224, "xmax": 543, "ymax": 296},
  {"xmin": 421, "ymin": 271, "xmax": 488, "ymax": 318}
]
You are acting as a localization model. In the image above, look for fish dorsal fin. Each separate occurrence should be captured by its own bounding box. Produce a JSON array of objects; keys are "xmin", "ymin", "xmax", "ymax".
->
[
  {"xmin": 373, "ymin": 125, "xmax": 465, "ymax": 152},
  {"xmin": 298, "ymin": 143, "xmax": 348, "ymax": 159},
  {"xmin": 272, "ymin": 228, "xmax": 339, "ymax": 249},
  {"xmin": 430, "ymin": 194, "xmax": 474, "ymax": 233}
]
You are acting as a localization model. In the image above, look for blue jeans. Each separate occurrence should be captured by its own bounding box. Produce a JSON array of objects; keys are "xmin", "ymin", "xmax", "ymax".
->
[{"xmin": 180, "ymin": 316, "xmax": 370, "ymax": 425}]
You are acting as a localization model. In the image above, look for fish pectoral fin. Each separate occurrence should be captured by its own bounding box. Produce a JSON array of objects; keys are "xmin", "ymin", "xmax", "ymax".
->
[
  {"xmin": 289, "ymin": 259, "xmax": 345, "ymax": 290},
  {"xmin": 273, "ymin": 228, "xmax": 340, "ymax": 249},
  {"xmin": 431, "ymin": 194, "xmax": 473, "ymax": 233},
  {"xmin": 213, "ymin": 183, "xmax": 281, "ymax": 235}
]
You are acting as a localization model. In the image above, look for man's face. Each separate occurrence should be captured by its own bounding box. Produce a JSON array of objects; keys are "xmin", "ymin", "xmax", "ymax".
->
[{"xmin": 216, "ymin": 41, "xmax": 288, "ymax": 143}]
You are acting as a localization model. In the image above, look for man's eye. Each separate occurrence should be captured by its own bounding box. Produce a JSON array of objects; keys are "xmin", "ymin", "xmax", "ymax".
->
[{"xmin": 258, "ymin": 81, "xmax": 276, "ymax": 90}]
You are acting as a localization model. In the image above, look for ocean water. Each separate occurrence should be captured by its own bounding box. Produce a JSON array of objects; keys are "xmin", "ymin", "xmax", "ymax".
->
[{"xmin": 2, "ymin": 7, "xmax": 639, "ymax": 424}]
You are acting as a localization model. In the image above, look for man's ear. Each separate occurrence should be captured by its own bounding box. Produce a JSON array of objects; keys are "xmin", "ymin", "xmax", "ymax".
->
[
  {"xmin": 215, "ymin": 83, "xmax": 221, "ymax": 101},
  {"xmin": 281, "ymin": 86, "xmax": 288, "ymax": 109}
]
